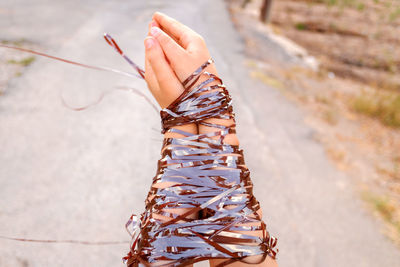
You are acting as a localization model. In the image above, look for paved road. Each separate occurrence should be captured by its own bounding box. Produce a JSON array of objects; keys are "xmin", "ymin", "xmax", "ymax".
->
[{"xmin": 1, "ymin": 1, "xmax": 400, "ymax": 266}]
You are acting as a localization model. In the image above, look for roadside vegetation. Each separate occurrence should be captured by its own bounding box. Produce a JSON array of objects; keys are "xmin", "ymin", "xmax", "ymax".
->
[
  {"xmin": 353, "ymin": 90, "xmax": 400, "ymax": 128},
  {"xmin": 7, "ymin": 56, "xmax": 35, "ymax": 67},
  {"xmin": 228, "ymin": 0, "xmax": 400, "ymax": 245},
  {"xmin": 0, "ymin": 39, "xmax": 37, "ymax": 94}
]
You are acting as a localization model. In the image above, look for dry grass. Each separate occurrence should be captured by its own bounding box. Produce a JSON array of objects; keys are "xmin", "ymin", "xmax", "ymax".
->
[
  {"xmin": 362, "ymin": 190, "xmax": 400, "ymax": 243},
  {"xmin": 311, "ymin": 0, "xmax": 364, "ymax": 9},
  {"xmin": 322, "ymin": 109, "xmax": 339, "ymax": 125},
  {"xmin": 7, "ymin": 56, "xmax": 35, "ymax": 67},
  {"xmin": 250, "ymin": 70, "xmax": 285, "ymax": 89},
  {"xmin": 0, "ymin": 38, "xmax": 28, "ymax": 46},
  {"xmin": 353, "ymin": 90, "xmax": 400, "ymax": 128}
]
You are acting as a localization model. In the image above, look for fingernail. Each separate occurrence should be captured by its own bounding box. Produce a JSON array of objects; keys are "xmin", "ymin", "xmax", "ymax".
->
[
  {"xmin": 150, "ymin": 20, "xmax": 157, "ymax": 28},
  {"xmin": 150, "ymin": 27, "xmax": 161, "ymax": 37},
  {"xmin": 144, "ymin": 38, "xmax": 154, "ymax": 49}
]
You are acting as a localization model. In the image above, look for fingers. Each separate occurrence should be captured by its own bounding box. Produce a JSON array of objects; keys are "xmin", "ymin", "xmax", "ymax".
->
[
  {"xmin": 150, "ymin": 26, "xmax": 191, "ymax": 81},
  {"xmin": 148, "ymin": 13, "xmax": 215, "ymax": 85},
  {"xmin": 145, "ymin": 20, "xmax": 162, "ymax": 96},
  {"xmin": 150, "ymin": 26, "xmax": 186, "ymax": 64},
  {"xmin": 145, "ymin": 21, "xmax": 161, "ymax": 98},
  {"xmin": 144, "ymin": 36, "xmax": 184, "ymax": 108},
  {"xmin": 153, "ymin": 12, "xmax": 203, "ymax": 50},
  {"xmin": 145, "ymin": 37, "xmax": 172, "ymax": 87}
]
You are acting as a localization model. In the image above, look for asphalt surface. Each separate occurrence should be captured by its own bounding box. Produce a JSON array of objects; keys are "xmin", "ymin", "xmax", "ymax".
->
[{"xmin": 1, "ymin": 0, "xmax": 400, "ymax": 266}]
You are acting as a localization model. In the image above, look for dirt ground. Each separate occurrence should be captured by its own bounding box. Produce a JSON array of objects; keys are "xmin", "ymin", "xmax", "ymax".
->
[
  {"xmin": 227, "ymin": 0, "xmax": 400, "ymax": 245},
  {"xmin": 271, "ymin": 0, "xmax": 400, "ymax": 91}
]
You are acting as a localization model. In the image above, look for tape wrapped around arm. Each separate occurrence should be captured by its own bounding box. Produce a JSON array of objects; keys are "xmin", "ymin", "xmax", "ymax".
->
[{"xmin": 124, "ymin": 58, "xmax": 278, "ymax": 267}]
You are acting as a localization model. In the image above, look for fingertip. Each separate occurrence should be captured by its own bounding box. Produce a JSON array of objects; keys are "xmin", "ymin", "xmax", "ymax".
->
[
  {"xmin": 153, "ymin": 11, "xmax": 163, "ymax": 19},
  {"xmin": 150, "ymin": 26, "xmax": 161, "ymax": 37},
  {"xmin": 148, "ymin": 20, "xmax": 158, "ymax": 30},
  {"xmin": 144, "ymin": 36, "xmax": 155, "ymax": 50},
  {"xmin": 144, "ymin": 37, "xmax": 163, "ymax": 64},
  {"xmin": 153, "ymin": 12, "xmax": 170, "ymax": 25}
]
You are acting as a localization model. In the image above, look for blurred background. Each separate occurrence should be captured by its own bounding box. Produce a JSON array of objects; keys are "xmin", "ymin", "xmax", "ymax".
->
[{"xmin": 0, "ymin": 0, "xmax": 399, "ymax": 266}]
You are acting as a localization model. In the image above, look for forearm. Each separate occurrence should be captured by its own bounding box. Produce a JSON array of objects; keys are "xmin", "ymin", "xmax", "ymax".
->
[{"xmin": 194, "ymin": 68, "xmax": 239, "ymax": 145}]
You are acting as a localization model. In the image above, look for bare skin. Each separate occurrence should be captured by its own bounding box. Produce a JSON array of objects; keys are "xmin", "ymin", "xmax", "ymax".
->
[{"xmin": 143, "ymin": 12, "xmax": 278, "ymax": 267}]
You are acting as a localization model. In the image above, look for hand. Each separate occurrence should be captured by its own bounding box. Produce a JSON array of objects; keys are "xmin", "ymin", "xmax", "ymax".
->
[
  {"xmin": 143, "ymin": 19, "xmax": 184, "ymax": 109},
  {"xmin": 147, "ymin": 12, "xmax": 238, "ymax": 145},
  {"xmin": 144, "ymin": 12, "xmax": 219, "ymax": 109},
  {"xmin": 150, "ymin": 12, "xmax": 218, "ymax": 82}
]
